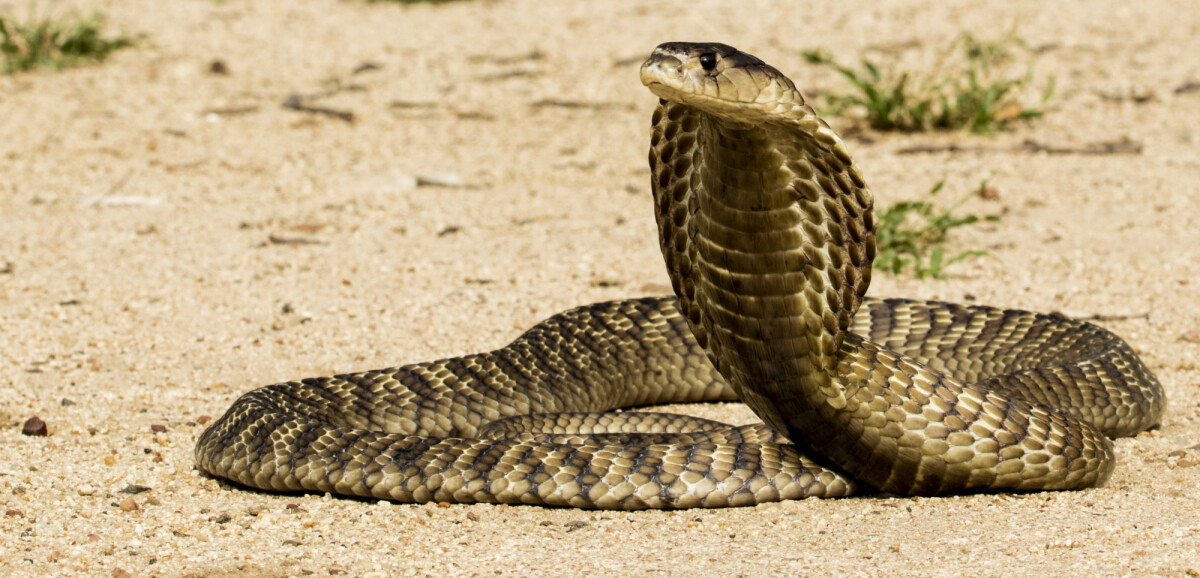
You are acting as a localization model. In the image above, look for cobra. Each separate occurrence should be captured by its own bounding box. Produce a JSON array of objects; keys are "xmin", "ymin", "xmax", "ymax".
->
[{"xmin": 194, "ymin": 42, "xmax": 1164, "ymax": 509}]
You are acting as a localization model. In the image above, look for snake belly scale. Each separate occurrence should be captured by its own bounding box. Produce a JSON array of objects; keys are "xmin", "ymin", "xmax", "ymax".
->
[{"xmin": 194, "ymin": 42, "xmax": 1165, "ymax": 509}]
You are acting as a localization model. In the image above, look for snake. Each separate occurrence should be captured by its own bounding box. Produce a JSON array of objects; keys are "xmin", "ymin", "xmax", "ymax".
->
[{"xmin": 194, "ymin": 42, "xmax": 1165, "ymax": 509}]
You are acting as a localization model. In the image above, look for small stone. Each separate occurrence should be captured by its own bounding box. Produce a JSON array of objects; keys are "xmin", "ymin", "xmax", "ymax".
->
[
  {"xmin": 415, "ymin": 172, "xmax": 464, "ymax": 187},
  {"xmin": 150, "ymin": 424, "xmax": 167, "ymax": 433},
  {"xmin": 78, "ymin": 485, "xmax": 97, "ymax": 496},
  {"xmin": 283, "ymin": 539, "xmax": 303, "ymax": 546},
  {"xmin": 436, "ymin": 502, "xmax": 451, "ymax": 508},
  {"xmin": 113, "ymin": 569, "xmax": 131, "ymax": 578},
  {"xmin": 21, "ymin": 417, "xmax": 48, "ymax": 436},
  {"xmin": 214, "ymin": 513, "xmax": 232, "ymax": 524},
  {"xmin": 60, "ymin": 398, "xmax": 75, "ymax": 407},
  {"xmin": 1178, "ymin": 459, "xmax": 1197, "ymax": 468},
  {"xmin": 120, "ymin": 485, "xmax": 152, "ymax": 495},
  {"xmin": 118, "ymin": 498, "xmax": 139, "ymax": 512},
  {"xmin": 145, "ymin": 497, "xmax": 161, "ymax": 506},
  {"xmin": 5, "ymin": 509, "xmax": 23, "ymax": 517},
  {"xmin": 87, "ymin": 533, "xmax": 100, "ymax": 542},
  {"xmin": 197, "ymin": 415, "xmax": 212, "ymax": 425},
  {"xmin": 103, "ymin": 455, "xmax": 116, "ymax": 466},
  {"xmin": 539, "ymin": 520, "xmax": 554, "ymax": 526},
  {"xmin": 248, "ymin": 505, "xmax": 267, "ymax": 516},
  {"xmin": 565, "ymin": 520, "xmax": 589, "ymax": 532},
  {"xmin": 466, "ymin": 512, "xmax": 480, "ymax": 522}
]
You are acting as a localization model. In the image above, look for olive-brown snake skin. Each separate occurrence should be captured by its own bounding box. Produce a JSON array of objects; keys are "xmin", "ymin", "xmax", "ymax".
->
[{"xmin": 195, "ymin": 42, "xmax": 1165, "ymax": 509}]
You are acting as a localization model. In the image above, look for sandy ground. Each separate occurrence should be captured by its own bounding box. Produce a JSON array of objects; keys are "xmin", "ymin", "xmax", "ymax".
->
[{"xmin": 1, "ymin": 0, "xmax": 1199, "ymax": 575}]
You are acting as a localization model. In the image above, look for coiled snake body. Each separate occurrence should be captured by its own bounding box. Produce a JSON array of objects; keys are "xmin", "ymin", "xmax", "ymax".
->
[{"xmin": 195, "ymin": 43, "xmax": 1165, "ymax": 509}]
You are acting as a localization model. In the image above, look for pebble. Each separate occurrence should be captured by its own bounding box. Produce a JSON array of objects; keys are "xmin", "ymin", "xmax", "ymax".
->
[
  {"xmin": 5, "ymin": 509, "xmax": 23, "ymax": 517},
  {"xmin": 416, "ymin": 172, "xmax": 464, "ymax": 187},
  {"xmin": 197, "ymin": 415, "xmax": 212, "ymax": 425},
  {"xmin": 151, "ymin": 424, "xmax": 168, "ymax": 433},
  {"xmin": 78, "ymin": 485, "xmax": 97, "ymax": 496},
  {"xmin": 22, "ymin": 416, "xmax": 48, "ymax": 436},
  {"xmin": 118, "ymin": 498, "xmax": 139, "ymax": 512},
  {"xmin": 120, "ymin": 485, "xmax": 152, "ymax": 495}
]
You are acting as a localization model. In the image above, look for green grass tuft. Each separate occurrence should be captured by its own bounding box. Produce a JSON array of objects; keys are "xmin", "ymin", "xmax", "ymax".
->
[
  {"xmin": 873, "ymin": 180, "xmax": 1001, "ymax": 279},
  {"xmin": 0, "ymin": 6, "xmax": 134, "ymax": 75},
  {"xmin": 802, "ymin": 32, "xmax": 1053, "ymax": 133}
]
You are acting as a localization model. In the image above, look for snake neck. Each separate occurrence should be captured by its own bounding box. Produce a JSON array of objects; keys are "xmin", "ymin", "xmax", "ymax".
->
[{"xmin": 650, "ymin": 98, "xmax": 875, "ymax": 435}]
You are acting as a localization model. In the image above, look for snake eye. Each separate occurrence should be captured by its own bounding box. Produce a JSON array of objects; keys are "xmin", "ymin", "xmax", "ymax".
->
[{"xmin": 698, "ymin": 53, "xmax": 717, "ymax": 71}]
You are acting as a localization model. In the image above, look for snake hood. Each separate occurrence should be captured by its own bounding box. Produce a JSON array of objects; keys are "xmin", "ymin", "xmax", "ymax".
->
[{"xmin": 642, "ymin": 40, "xmax": 877, "ymax": 419}]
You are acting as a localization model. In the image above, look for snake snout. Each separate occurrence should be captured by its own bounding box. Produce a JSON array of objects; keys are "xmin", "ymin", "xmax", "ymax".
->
[
  {"xmin": 640, "ymin": 57, "xmax": 684, "ymax": 101},
  {"xmin": 640, "ymin": 53, "xmax": 683, "ymax": 83}
]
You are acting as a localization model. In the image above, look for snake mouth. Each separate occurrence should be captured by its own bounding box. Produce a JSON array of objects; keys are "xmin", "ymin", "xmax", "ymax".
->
[
  {"xmin": 642, "ymin": 80, "xmax": 676, "ymax": 102},
  {"xmin": 644, "ymin": 78, "xmax": 772, "ymax": 124}
]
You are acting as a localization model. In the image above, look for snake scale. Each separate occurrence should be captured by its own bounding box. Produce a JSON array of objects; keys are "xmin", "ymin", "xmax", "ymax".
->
[{"xmin": 195, "ymin": 42, "xmax": 1165, "ymax": 509}]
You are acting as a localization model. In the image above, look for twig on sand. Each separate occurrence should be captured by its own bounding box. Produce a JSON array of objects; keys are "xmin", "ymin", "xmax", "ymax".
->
[
  {"xmin": 282, "ymin": 94, "xmax": 354, "ymax": 123},
  {"xmin": 267, "ymin": 234, "xmax": 325, "ymax": 246},
  {"xmin": 1063, "ymin": 311, "xmax": 1152, "ymax": 322},
  {"xmin": 897, "ymin": 137, "xmax": 1143, "ymax": 156}
]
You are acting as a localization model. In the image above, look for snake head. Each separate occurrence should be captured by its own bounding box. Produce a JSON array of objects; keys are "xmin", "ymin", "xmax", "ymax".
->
[{"xmin": 640, "ymin": 42, "xmax": 806, "ymax": 122}]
